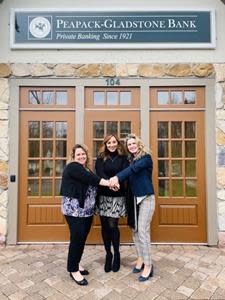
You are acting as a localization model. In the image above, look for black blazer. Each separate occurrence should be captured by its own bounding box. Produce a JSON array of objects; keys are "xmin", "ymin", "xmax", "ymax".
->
[{"xmin": 60, "ymin": 162, "xmax": 101, "ymax": 208}]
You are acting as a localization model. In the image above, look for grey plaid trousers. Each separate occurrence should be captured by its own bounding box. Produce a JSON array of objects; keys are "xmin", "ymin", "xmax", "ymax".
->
[{"xmin": 132, "ymin": 195, "xmax": 155, "ymax": 267}]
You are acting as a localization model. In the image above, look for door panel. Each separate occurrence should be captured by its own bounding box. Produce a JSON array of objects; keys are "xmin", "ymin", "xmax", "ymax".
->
[
  {"xmin": 85, "ymin": 111, "xmax": 140, "ymax": 243},
  {"xmin": 19, "ymin": 112, "xmax": 75, "ymax": 241},
  {"xmin": 150, "ymin": 112, "xmax": 206, "ymax": 242}
]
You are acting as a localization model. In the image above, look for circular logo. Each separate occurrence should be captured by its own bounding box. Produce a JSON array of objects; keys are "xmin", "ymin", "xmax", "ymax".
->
[{"xmin": 29, "ymin": 17, "xmax": 51, "ymax": 39}]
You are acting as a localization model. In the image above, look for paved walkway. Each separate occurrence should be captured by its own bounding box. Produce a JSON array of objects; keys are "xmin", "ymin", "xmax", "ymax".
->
[{"xmin": 0, "ymin": 244, "xmax": 225, "ymax": 299}]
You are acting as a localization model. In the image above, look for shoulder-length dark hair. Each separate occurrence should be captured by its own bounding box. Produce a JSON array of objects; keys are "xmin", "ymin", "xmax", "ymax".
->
[
  {"xmin": 70, "ymin": 144, "xmax": 90, "ymax": 168},
  {"xmin": 98, "ymin": 134, "xmax": 127, "ymax": 161}
]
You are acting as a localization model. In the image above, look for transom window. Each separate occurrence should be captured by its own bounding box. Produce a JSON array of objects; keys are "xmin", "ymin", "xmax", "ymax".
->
[
  {"xmin": 20, "ymin": 87, "xmax": 75, "ymax": 108},
  {"xmin": 150, "ymin": 87, "xmax": 204, "ymax": 108},
  {"xmin": 93, "ymin": 91, "xmax": 132, "ymax": 105},
  {"xmin": 85, "ymin": 87, "xmax": 140, "ymax": 108},
  {"xmin": 158, "ymin": 90, "xmax": 196, "ymax": 105},
  {"xmin": 29, "ymin": 90, "xmax": 68, "ymax": 105}
]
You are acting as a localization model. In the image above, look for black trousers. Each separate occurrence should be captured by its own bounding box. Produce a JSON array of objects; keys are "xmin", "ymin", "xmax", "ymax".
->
[{"xmin": 65, "ymin": 215, "xmax": 93, "ymax": 272}]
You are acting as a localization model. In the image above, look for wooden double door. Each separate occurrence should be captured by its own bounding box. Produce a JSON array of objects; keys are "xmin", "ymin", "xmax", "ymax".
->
[{"xmin": 18, "ymin": 86, "xmax": 206, "ymax": 243}]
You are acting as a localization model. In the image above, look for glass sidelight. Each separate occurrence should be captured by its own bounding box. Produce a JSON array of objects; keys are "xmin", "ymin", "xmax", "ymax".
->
[
  {"xmin": 157, "ymin": 121, "xmax": 197, "ymax": 198},
  {"xmin": 27, "ymin": 121, "xmax": 67, "ymax": 197}
]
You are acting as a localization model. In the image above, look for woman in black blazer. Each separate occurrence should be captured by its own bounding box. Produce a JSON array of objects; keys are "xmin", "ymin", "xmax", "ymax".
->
[{"xmin": 60, "ymin": 144, "xmax": 109, "ymax": 286}]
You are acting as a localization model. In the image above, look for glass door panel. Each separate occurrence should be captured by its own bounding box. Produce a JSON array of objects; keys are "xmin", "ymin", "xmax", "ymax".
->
[
  {"xmin": 19, "ymin": 111, "xmax": 75, "ymax": 242},
  {"xmin": 150, "ymin": 110, "xmax": 206, "ymax": 243}
]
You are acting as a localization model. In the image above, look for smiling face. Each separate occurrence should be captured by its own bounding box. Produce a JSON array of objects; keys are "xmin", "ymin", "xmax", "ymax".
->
[
  {"xmin": 127, "ymin": 138, "xmax": 139, "ymax": 155},
  {"xmin": 106, "ymin": 136, "xmax": 118, "ymax": 153},
  {"xmin": 74, "ymin": 147, "xmax": 87, "ymax": 166}
]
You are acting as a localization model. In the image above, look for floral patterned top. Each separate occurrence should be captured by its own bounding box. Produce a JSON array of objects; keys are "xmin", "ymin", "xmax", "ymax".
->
[{"xmin": 61, "ymin": 186, "xmax": 97, "ymax": 217}]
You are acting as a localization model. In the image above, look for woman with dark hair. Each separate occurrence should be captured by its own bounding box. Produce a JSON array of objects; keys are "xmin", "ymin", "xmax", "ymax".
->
[
  {"xmin": 109, "ymin": 134, "xmax": 155, "ymax": 282},
  {"xmin": 95, "ymin": 135, "xmax": 129, "ymax": 272},
  {"xmin": 60, "ymin": 144, "xmax": 110, "ymax": 286}
]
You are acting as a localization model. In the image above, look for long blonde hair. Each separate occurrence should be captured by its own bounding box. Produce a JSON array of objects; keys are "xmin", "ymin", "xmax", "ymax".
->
[
  {"xmin": 70, "ymin": 144, "xmax": 90, "ymax": 168},
  {"xmin": 125, "ymin": 133, "xmax": 152, "ymax": 161},
  {"xmin": 98, "ymin": 134, "xmax": 127, "ymax": 161}
]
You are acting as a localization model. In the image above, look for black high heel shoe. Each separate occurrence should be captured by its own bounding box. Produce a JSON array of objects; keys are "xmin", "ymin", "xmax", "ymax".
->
[
  {"xmin": 132, "ymin": 263, "xmax": 144, "ymax": 273},
  {"xmin": 104, "ymin": 252, "xmax": 113, "ymax": 272},
  {"xmin": 69, "ymin": 272, "xmax": 88, "ymax": 286},
  {"xmin": 138, "ymin": 265, "xmax": 154, "ymax": 282},
  {"xmin": 79, "ymin": 269, "xmax": 89, "ymax": 276}
]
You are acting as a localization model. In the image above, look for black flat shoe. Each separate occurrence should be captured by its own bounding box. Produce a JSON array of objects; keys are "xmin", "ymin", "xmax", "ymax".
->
[
  {"xmin": 104, "ymin": 252, "xmax": 113, "ymax": 273},
  {"xmin": 132, "ymin": 263, "xmax": 144, "ymax": 273},
  {"xmin": 80, "ymin": 269, "xmax": 89, "ymax": 276},
  {"xmin": 69, "ymin": 272, "xmax": 88, "ymax": 286},
  {"xmin": 112, "ymin": 252, "xmax": 120, "ymax": 272},
  {"xmin": 138, "ymin": 265, "xmax": 154, "ymax": 282}
]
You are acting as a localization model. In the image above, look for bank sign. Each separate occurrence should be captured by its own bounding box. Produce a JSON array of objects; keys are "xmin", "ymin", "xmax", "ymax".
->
[{"xmin": 10, "ymin": 10, "xmax": 216, "ymax": 49}]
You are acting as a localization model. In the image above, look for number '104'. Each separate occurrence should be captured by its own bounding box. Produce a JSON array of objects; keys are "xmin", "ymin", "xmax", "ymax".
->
[{"xmin": 106, "ymin": 78, "xmax": 120, "ymax": 86}]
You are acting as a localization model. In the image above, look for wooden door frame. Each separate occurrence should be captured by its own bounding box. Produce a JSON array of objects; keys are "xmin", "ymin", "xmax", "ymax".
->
[{"xmin": 8, "ymin": 78, "xmax": 217, "ymax": 245}]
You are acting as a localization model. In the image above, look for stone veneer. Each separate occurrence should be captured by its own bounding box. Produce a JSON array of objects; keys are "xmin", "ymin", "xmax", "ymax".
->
[{"xmin": 0, "ymin": 62, "xmax": 224, "ymax": 245}]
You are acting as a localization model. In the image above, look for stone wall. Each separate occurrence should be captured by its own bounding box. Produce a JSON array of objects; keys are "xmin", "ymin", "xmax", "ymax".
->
[
  {"xmin": 0, "ymin": 62, "xmax": 224, "ymax": 244},
  {"xmin": 215, "ymin": 65, "xmax": 225, "ymax": 238},
  {"xmin": 0, "ymin": 77, "xmax": 9, "ymax": 244},
  {"xmin": 0, "ymin": 63, "xmax": 215, "ymax": 78}
]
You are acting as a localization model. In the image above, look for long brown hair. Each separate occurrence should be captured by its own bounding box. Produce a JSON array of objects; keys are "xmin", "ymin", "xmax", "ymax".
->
[
  {"xmin": 70, "ymin": 144, "xmax": 90, "ymax": 168},
  {"xmin": 98, "ymin": 134, "xmax": 127, "ymax": 161},
  {"xmin": 125, "ymin": 133, "xmax": 152, "ymax": 161}
]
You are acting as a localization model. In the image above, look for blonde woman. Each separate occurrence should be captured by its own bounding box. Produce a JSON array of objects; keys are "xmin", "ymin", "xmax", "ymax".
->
[
  {"xmin": 60, "ymin": 144, "xmax": 110, "ymax": 286},
  {"xmin": 109, "ymin": 134, "xmax": 155, "ymax": 282}
]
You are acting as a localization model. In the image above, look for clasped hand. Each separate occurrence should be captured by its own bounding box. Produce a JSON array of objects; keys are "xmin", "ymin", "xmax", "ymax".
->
[{"xmin": 109, "ymin": 176, "xmax": 120, "ymax": 191}]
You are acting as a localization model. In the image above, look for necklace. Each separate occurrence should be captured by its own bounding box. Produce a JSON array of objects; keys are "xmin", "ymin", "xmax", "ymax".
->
[{"xmin": 108, "ymin": 155, "xmax": 118, "ymax": 163}]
